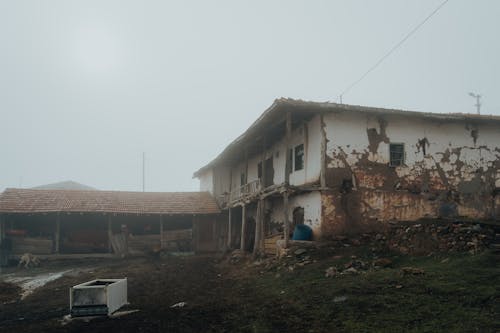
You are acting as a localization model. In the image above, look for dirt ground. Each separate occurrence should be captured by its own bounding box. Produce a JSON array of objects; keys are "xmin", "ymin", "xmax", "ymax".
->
[{"xmin": 0, "ymin": 247, "xmax": 498, "ymax": 333}]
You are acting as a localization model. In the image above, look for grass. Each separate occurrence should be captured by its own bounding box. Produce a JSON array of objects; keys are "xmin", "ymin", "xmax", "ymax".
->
[{"xmin": 232, "ymin": 250, "xmax": 499, "ymax": 333}]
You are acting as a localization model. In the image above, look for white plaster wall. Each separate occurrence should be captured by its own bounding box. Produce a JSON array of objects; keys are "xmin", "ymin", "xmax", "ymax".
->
[
  {"xmin": 226, "ymin": 114, "xmax": 322, "ymax": 191},
  {"xmin": 269, "ymin": 191, "xmax": 322, "ymax": 238},
  {"xmin": 213, "ymin": 165, "xmax": 231, "ymax": 198},
  {"xmin": 199, "ymin": 169, "xmax": 214, "ymax": 194},
  {"xmin": 324, "ymin": 112, "xmax": 500, "ymax": 189}
]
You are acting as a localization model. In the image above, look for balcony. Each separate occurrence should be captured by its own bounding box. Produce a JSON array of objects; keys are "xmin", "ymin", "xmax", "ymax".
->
[{"xmin": 220, "ymin": 179, "xmax": 262, "ymax": 206}]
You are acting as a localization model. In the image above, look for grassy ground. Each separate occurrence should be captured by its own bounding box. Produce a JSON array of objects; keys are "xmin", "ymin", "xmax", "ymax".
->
[
  {"xmin": 229, "ymin": 249, "xmax": 499, "ymax": 333},
  {"xmin": 0, "ymin": 249, "xmax": 498, "ymax": 332}
]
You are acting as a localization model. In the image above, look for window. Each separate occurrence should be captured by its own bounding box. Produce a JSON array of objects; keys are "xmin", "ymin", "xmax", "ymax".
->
[
  {"xmin": 294, "ymin": 144, "xmax": 304, "ymax": 171},
  {"xmin": 240, "ymin": 172, "xmax": 246, "ymax": 186},
  {"xmin": 389, "ymin": 143, "xmax": 405, "ymax": 166},
  {"xmin": 257, "ymin": 162, "xmax": 262, "ymax": 179}
]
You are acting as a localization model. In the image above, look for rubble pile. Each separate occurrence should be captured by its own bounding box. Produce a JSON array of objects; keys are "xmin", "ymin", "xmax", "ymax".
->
[{"xmin": 383, "ymin": 221, "xmax": 496, "ymax": 255}]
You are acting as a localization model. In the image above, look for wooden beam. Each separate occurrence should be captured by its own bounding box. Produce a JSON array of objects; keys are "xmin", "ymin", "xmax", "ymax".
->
[
  {"xmin": 285, "ymin": 111, "xmax": 292, "ymax": 184},
  {"xmin": 227, "ymin": 208, "xmax": 232, "ymax": 249},
  {"xmin": 253, "ymin": 199, "xmax": 262, "ymax": 257},
  {"xmin": 55, "ymin": 214, "xmax": 61, "ymax": 254},
  {"xmin": 244, "ymin": 147, "xmax": 249, "ymax": 185},
  {"xmin": 240, "ymin": 204, "xmax": 246, "ymax": 251},
  {"xmin": 160, "ymin": 215, "xmax": 164, "ymax": 249},
  {"xmin": 107, "ymin": 215, "xmax": 113, "ymax": 253},
  {"xmin": 283, "ymin": 191, "xmax": 290, "ymax": 248},
  {"xmin": 320, "ymin": 113, "xmax": 327, "ymax": 188}
]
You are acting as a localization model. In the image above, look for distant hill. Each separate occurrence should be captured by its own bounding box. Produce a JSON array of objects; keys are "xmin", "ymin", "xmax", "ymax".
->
[{"xmin": 32, "ymin": 180, "xmax": 97, "ymax": 191}]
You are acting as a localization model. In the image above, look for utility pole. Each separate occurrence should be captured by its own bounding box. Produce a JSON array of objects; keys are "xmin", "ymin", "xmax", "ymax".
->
[
  {"xmin": 468, "ymin": 92, "xmax": 482, "ymax": 115},
  {"xmin": 142, "ymin": 152, "xmax": 145, "ymax": 192}
]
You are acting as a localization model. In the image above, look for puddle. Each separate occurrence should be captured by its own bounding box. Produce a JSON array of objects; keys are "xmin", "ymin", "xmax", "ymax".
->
[{"xmin": 5, "ymin": 270, "xmax": 71, "ymax": 299}]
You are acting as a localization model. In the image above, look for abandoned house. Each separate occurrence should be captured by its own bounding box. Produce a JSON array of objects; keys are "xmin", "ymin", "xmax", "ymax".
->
[
  {"xmin": 0, "ymin": 188, "xmax": 223, "ymax": 262},
  {"xmin": 194, "ymin": 98, "xmax": 500, "ymax": 254}
]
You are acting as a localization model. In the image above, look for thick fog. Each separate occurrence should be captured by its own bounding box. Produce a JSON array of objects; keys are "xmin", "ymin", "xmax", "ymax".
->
[{"xmin": 1, "ymin": 0, "xmax": 499, "ymax": 192}]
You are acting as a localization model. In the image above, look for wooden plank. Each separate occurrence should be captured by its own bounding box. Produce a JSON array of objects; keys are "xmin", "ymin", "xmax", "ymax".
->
[
  {"xmin": 283, "ymin": 192, "xmax": 290, "ymax": 247},
  {"xmin": 285, "ymin": 111, "xmax": 292, "ymax": 184},
  {"xmin": 107, "ymin": 215, "xmax": 113, "ymax": 253},
  {"xmin": 227, "ymin": 208, "xmax": 232, "ymax": 249},
  {"xmin": 160, "ymin": 216, "xmax": 164, "ymax": 249},
  {"xmin": 253, "ymin": 200, "xmax": 262, "ymax": 257},
  {"xmin": 240, "ymin": 204, "xmax": 246, "ymax": 251},
  {"xmin": 320, "ymin": 113, "xmax": 327, "ymax": 188},
  {"xmin": 55, "ymin": 214, "xmax": 61, "ymax": 254}
]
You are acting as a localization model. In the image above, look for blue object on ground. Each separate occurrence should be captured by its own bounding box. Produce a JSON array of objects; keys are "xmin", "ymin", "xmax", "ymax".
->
[{"xmin": 292, "ymin": 224, "xmax": 312, "ymax": 241}]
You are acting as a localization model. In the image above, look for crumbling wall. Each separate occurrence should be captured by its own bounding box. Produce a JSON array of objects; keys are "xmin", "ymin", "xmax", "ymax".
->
[{"xmin": 321, "ymin": 111, "xmax": 500, "ymax": 236}]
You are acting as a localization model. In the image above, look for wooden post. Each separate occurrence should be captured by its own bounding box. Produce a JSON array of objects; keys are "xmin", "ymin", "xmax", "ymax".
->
[
  {"xmin": 283, "ymin": 191, "xmax": 290, "ymax": 247},
  {"xmin": 244, "ymin": 148, "xmax": 249, "ymax": 185},
  {"xmin": 55, "ymin": 214, "xmax": 61, "ymax": 254},
  {"xmin": 253, "ymin": 200, "xmax": 262, "ymax": 257},
  {"xmin": 262, "ymin": 136, "xmax": 267, "ymax": 189},
  {"xmin": 240, "ymin": 204, "xmax": 246, "ymax": 251},
  {"xmin": 160, "ymin": 215, "xmax": 164, "ymax": 249},
  {"xmin": 320, "ymin": 113, "xmax": 327, "ymax": 188},
  {"xmin": 107, "ymin": 215, "xmax": 113, "ymax": 253},
  {"xmin": 283, "ymin": 111, "xmax": 292, "ymax": 248},
  {"xmin": 0, "ymin": 215, "xmax": 4, "ymax": 264},
  {"xmin": 285, "ymin": 111, "xmax": 292, "ymax": 184},
  {"xmin": 227, "ymin": 208, "xmax": 232, "ymax": 249}
]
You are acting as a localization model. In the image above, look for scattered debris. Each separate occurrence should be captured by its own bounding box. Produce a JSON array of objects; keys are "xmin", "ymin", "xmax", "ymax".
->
[
  {"xmin": 401, "ymin": 267, "xmax": 425, "ymax": 276},
  {"xmin": 294, "ymin": 248, "xmax": 307, "ymax": 256},
  {"xmin": 170, "ymin": 302, "xmax": 186, "ymax": 308},
  {"xmin": 325, "ymin": 267, "xmax": 338, "ymax": 277},
  {"xmin": 373, "ymin": 258, "xmax": 393, "ymax": 268},
  {"xmin": 333, "ymin": 296, "xmax": 348, "ymax": 303}
]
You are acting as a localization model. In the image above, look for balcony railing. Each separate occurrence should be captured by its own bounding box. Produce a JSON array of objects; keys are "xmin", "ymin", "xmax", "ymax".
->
[{"xmin": 220, "ymin": 179, "xmax": 262, "ymax": 206}]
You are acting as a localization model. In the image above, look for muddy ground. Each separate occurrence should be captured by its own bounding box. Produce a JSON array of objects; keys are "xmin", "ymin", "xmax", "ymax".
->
[{"xmin": 0, "ymin": 247, "xmax": 498, "ymax": 333}]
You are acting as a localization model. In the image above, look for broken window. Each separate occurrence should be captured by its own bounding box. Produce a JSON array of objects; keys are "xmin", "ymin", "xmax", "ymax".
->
[
  {"xmin": 294, "ymin": 144, "xmax": 304, "ymax": 171},
  {"xmin": 389, "ymin": 143, "xmax": 405, "ymax": 166}
]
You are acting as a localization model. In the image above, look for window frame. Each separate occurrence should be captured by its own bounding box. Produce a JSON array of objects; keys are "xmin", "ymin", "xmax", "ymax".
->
[
  {"xmin": 294, "ymin": 143, "xmax": 305, "ymax": 171},
  {"xmin": 389, "ymin": 142, "xmax": 405, "ymax": 167}
]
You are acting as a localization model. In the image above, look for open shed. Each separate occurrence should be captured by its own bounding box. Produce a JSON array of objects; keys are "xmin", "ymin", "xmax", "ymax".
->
[{"xmin": 0, "ymin": 188, "xmax": 223, "ymax": 263}]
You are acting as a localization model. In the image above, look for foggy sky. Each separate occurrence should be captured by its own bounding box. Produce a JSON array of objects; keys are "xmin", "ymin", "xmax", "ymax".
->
[{"xmin": 1, "ymin": 0, "xmax": 499, "ymax": 192}]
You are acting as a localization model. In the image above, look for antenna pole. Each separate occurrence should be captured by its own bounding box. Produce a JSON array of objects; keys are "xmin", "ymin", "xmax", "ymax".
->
[{"xmin": 475, "ymin": 95, "xmax": 481, "ymax": 115}]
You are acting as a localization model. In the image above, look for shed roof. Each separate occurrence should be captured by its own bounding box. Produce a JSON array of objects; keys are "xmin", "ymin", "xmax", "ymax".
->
[
  {"xmin": 0, "ymin": 188, "xmax": 220, "ymax": 215},
  {"xmin": 193, "ymin": 98, "xmax": 500, "ymax": 177}
]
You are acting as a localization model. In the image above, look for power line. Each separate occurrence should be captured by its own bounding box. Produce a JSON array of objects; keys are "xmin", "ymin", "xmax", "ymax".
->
[{"xmin": 339, "ymin": 0, "xmax": 450, "ymax": 103}]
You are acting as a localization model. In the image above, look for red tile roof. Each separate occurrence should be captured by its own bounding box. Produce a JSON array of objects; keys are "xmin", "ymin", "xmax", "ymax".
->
[{"xmin": 0, "ymin": 188, "xmax": 220, "ymax": 215}]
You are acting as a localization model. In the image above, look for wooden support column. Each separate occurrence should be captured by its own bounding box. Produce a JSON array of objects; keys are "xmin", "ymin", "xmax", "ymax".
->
[
  {"xmin": 244, "ymin": 148, "xmax": 249, "ymax": 185},
  {"xmin": 283, "ymin": 111, "xmax": 292, "ymax": 247},
  {"xmin": 55, "ymin": 214, "xmax": 61, "ymax": 254},
  {"xmin": 320, "ymin": 113, "xmax": 327, "ymax": 188},
  {"xmin": 0, "ymin": 215, "xmax": 4, "ymax": 247},
  {"xmin": 227, "ymin": 208, "xmax": 232, "ymax": 249},
  {"xmin": 160, "ymin": 215, "xmax": 164, "ymax": 249},
  {"xmin": 107, "ymin": 215, "xmax": 113, "ymax": 253},
  {"xmin": 283, "ymin": 192, "xmax": 290, "ymax": 247},
  {"xmin": 253, "ymin": 200, "xmax": 262, "ymax": 257},
  {"xmin": 0, "ymin": 215, "xmax": 4, "ymax": 262},
  {"xmin": 240, "ymin": 204, "xmax": 247, "ymax": 251}
]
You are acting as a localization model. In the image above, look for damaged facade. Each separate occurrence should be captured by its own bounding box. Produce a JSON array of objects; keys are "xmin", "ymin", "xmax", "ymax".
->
[{"xmin": 194, "ymin": 98, "xmax": 500, "ymax": 253}]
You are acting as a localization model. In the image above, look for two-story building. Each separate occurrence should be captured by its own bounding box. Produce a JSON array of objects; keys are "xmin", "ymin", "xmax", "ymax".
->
[{"xmin": 194, "ymin": 98, "xmax": 500, "ymax": 254}]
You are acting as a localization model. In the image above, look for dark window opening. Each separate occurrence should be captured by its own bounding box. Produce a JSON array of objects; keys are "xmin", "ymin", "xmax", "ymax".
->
[
  {"xmin": 390, "ymin": 143, "xmax": 405, "ymax": 166},
  {"xmin": 257, "ymin": 162, "xmax": 262, "ymax": 179},
  {"xmin": 240, "ymin": 172, "xmax": 246, "ymax": 186},
  {"xmin": 294, "ymin": 144, "xmax": 304, "ymax": 171}
]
